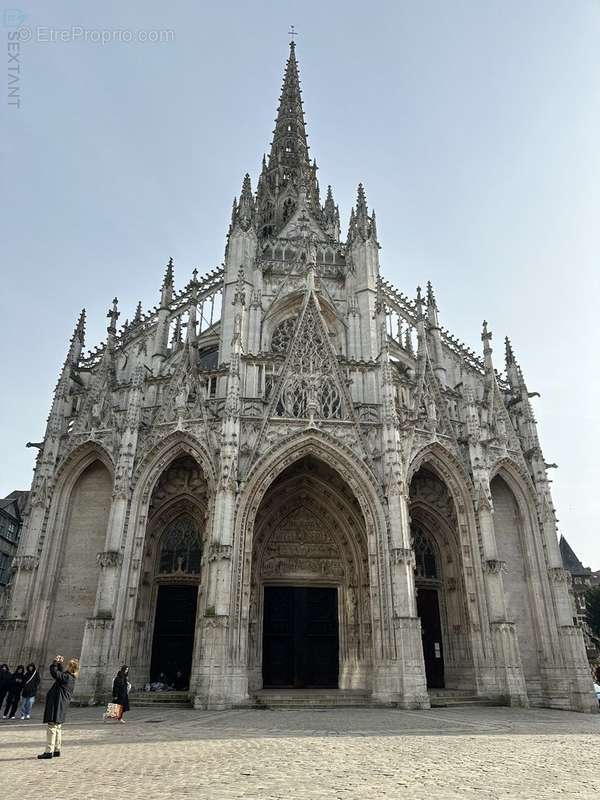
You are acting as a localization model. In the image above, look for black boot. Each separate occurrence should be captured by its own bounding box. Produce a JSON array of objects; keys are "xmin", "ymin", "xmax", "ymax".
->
[
  {"xmin": 53, "ymin": 750, "xmax": 61, "ymax": 757},
  {"xmin": 37, "ymin": 752, "xmax": 53, "ymax": 759}
]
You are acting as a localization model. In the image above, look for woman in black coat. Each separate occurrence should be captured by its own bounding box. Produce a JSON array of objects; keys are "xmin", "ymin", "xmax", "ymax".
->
[
  {"xmin": 2, "ymin": 665, "xmax": 25, "ymax": 720},
  {"xmin": 112, "ymin": 665, "xmax": 131, "ymax": 722},
  {"xmin": 38, "ymin": 656, "xmax": 79, "ymax": 759}
]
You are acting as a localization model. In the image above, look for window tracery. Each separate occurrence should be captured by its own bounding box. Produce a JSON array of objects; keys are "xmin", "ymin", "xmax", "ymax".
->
[
  {"xmin": 271, "ymin": 317, "xmax": 297, "ymax": 353},
  {"xmin": 412, "ymin": 526, "xmax": 438, "ymax": 579},
  {"xmin": 158, "ymin": 516, "xmax": 201, "ymax": 576},
  {"xmin": 275, "ymin": 305, "xmax": 343, "ymax": 420}
]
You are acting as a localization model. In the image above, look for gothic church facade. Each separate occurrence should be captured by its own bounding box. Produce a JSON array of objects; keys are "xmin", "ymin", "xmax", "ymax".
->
[{"xmin": 2, "ymin": 44, "xmax": 596, "ymax": 711}]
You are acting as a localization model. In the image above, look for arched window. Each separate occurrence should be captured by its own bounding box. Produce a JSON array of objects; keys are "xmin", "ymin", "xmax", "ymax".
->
[
  {"xmin": 158, "ymin": 516, "xmax": 201, "ymax": 576},
  {"xmin": 413, "ymin": 527, "xmax": 438, "ymax": 579},
  {"xmin": 271, "ymin": 317, "xmax": 297, "ymax": 353}
]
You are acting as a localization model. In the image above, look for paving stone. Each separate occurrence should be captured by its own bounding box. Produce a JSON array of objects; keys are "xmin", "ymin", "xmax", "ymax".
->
[{"xmin": 0, "ymin": 706, "xmax": 598, "ymax": 799}]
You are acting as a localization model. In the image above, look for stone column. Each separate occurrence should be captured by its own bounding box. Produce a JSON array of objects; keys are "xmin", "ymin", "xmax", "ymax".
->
[
  {"xmin": 7, "ymin": 482, "xmax": 50, "ymax": 622},
  {"xmin": 193, "ymin": 295, "xmax": 245, "ymax": 709},
  {"xmin": 191, "ymin": 484, "xmax": 244, "ymax": 709},
  {"xmin": 373, "ymin": 482, "xmax": 429, "ymax": 708},
  {"xmin": 536, "ymin": 492, "xmax": 596, "ymax": 712}
]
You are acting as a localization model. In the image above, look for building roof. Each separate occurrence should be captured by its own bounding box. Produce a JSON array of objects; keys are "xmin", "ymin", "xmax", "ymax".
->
[
  {"xmin": 559, "ymin": 535, "xmax": 591, "ymax": 576},
  {"xmin": 0, "ymin": 490, "xmax": 29, "ymax": 519}
]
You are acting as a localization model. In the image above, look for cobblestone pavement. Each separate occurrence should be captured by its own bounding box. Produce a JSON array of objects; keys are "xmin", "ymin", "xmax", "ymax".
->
[{"xmin": 0, "ymin": 704, "xmax": 599, "ymax": 799}]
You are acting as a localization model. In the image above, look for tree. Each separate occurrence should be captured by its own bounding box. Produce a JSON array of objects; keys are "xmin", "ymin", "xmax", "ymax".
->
[{"xmin": 585, "ymin": 586, "xmax": 600, "ymax": 638}]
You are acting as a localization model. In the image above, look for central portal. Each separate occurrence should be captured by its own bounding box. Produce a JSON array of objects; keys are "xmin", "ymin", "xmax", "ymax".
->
[{"xmin": 262, "ymin": 586, "xmax": 339, "ymax": 689}]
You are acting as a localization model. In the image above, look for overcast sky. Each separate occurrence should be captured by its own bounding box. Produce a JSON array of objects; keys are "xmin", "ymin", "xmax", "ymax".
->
[{"xmin": 2, "ymin": 1, "xmax": 599, "ymax": 567}]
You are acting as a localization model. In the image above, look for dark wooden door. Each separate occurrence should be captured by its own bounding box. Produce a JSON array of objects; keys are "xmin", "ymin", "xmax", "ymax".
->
[
  {"xmin": 263, "ymin": 586, "xmax": 339, "ymax": 689},
  {"xmin": 416, "ymin": 586, "xmax": 445, "ymax": 689},
  {"xmin": 150, "ymin": 585, "xmax": 198, "ymax": 685},
  {"xmin": 262, "ymin": 586, "xmax": 295, "ymax": 687}
]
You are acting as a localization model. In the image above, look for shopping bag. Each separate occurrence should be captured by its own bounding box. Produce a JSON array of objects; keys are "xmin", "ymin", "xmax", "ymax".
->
[{"xmin": 103, "ymin": 702, "xmax": 123, "ymax": 721}]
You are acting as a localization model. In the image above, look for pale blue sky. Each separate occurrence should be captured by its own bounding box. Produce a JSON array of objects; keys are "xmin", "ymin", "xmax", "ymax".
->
[{"xmin": 2, "ymin": 1, "xmax": 599, "ymax": 566}]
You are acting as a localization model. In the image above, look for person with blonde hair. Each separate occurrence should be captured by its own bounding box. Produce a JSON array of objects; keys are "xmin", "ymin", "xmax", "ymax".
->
[{"xmin": 37, "ymin": 655, "xmax": 79, "ymax": 760}]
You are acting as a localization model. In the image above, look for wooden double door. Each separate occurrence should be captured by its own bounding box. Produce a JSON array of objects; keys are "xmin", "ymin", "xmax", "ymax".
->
[{"xmin": 262, "ymin": 586, "xmax": 339, "ymax": 689}]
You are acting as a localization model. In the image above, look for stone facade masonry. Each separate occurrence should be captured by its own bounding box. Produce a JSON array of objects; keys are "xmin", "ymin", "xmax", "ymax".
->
[{"xmin": 1, "ymin": 42, "xmax": 596, "ymax": 713}]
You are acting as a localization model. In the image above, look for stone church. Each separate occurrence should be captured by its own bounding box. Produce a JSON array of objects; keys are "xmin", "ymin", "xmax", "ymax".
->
[{"xmin": 2, "ymin": 43, "xmax": 596, "ymax": 712}]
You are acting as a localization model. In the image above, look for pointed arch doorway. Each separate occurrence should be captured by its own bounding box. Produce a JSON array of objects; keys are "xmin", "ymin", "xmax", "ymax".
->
[
  {"xmin": 149, "ymin": 515, "xmax": 202, "ymax": 686},
  {"xmin": 413, "ymin": 526, "xmax": 445, "ymax": 689},
  {"xmin": 409, "ymin": 462, "xmax": 480, "ymax": 695},
  {"xmin": 248, "ymin": 455, "xmax": 372, "ymax": 694}
]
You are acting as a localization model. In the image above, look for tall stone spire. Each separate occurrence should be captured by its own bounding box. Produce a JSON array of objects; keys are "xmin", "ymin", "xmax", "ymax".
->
[
  {"xmin": 256, "ymin": 41, "xmax": 320, "ymax": 237},
  {"xmin": 269, "ymin": 41, "xmax": 310, "ymax": 180}
]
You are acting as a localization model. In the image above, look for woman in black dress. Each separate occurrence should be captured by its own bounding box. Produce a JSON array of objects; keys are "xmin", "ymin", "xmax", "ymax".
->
[
  {"xmin": 112, "ymin": 665, "xmax": 131, "ymax": 722},
  {"xmin": 38, "ymin": 656, "xmax": 79, "ymax": 759},
  {"xmin": 2, "ymin": 664, "xmax": 25, "ymax": 720}
]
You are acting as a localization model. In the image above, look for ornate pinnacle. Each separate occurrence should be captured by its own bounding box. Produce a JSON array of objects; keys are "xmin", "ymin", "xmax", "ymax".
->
[
  {"xmin": 241, "ymin": 172, "xmax": 253, "ymax": 200},
  {"xmin": 482, "ymin": 321, "xmax": 494, "ymax": 375},
  {"xmin": 370, "ymin": 208, "xmax": 378, "ymax": 242},
  {"xmin": 62, "ymin": 308, "xmax": 86, "ymax": 369},
  {"xmin": 415, "ymin": 286, "xmax": 424, "ymax": 320},
  {"xmin": 106, "ymin": 297, "xmax": 120, "ymax": 335},
  {"xmin": 234, "ymin": 173, "xmax": 255, "ymax": 231},
  {"xmin": 505, "ymin": 336, "xmax": 516, "ymax": 365},
  {"xmin": 132, "ymin": 301, "xmax": 143, "ymax": 326},
  {"xmin": 347, "ymin": 206, "xmax": 356, "ymax": 241},
  {"xmin": 160, "ymin": 257, "xmax": 175, "ymax": 307},
  {"xmin": 170, "ymin": 316, "xmax": 182, "ymax": 346},
  {"xmin": 356, "ymin": 183, "xmax": 368, "ymax": 216},
  {"xmin": 73, "ymin": 308, "xmax": 86, "ymax": 344},
  {"xmin": 163, "ymin": 257, "xmax": 174, "ymax": 287},
  {"xmin": 323, "ymin": 184, "xmax": 337, "ymax": 227},
  {"xmin": 426, "ymin": 281, "xmax": 437, "ymax": 308}
]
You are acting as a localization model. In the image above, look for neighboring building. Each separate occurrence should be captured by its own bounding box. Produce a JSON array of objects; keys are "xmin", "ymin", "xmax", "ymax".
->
[
  {"xmin": 560, "ymin": 536, "xmax": 600, "ymax": 663},
  {"xmin": 0, "ymin": 491, "xmax": 28, "ymax": 614},
  {"xmin": 0, "ymin": 43, "xmax": 596, "ymax": 712}
]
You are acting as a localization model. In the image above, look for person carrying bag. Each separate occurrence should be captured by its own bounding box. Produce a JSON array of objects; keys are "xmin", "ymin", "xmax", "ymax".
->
[{"xmin": 111, "ymin": 665, "xmax": 131, "ymax": 723}]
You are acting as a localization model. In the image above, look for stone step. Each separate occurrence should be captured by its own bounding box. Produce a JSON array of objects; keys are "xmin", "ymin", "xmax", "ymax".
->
[
  {"xmin": 247, "ymin": 690, "xmax": 373, "ymax": 709},
  {"xmin": 429, "ymin": 693, "xmax": 505, "ymax": 708},
  {"xmin": 428, "ymin": 689, "xmax": 479, "ymax": 699},
  {"xmin": 128, "ymin": 692, "xmax": 192, "ymax": 708}
]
